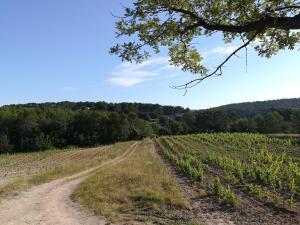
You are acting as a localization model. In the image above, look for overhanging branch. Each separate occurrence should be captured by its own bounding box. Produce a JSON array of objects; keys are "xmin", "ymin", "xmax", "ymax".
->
[
  {"xmin": 170, "ymin": 7, "xmax": 300, "ymax": 33},
  {"xmin": 173, "ymin": 31, "xmax": 260, "ymax": 95}
]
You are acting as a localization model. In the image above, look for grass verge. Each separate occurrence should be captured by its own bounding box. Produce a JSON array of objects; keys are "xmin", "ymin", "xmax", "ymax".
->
[{"xmin": 72, "ymin": 139, "xmax": 189, "ymax": 223}]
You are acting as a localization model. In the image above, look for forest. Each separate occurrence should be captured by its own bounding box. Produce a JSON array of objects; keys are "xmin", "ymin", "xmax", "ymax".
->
[{"xmin": 0, "ymin": 99, "xmax": 300, "ymax": 153}]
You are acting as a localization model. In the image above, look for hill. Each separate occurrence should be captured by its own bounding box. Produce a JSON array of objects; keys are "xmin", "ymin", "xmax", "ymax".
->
[{"xmin": 213, "ymin": 98, "xmax": 300, "ymax": 117}]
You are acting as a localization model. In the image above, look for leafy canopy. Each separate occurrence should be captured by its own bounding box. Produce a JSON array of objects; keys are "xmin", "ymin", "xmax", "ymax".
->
[{"xmin": 110, "ymin": 0, "xmax": 300, "ymax": 88}]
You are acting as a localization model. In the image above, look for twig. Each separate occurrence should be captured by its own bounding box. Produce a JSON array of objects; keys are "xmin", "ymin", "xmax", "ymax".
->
[{"xmin": 173, "ymin": 31, "xmax": 260, "ymax": 93}]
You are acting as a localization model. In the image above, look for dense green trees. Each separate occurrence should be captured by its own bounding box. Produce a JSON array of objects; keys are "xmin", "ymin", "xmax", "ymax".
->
[
  {"xmin": 0, "ymin": 105, "xmax": 152, "ymax": 153},
  {"xmin": 193, "ymin": 109, "xmax": 300, "ymax": 134},
  {"xmin": 264, "ymin": 112, "xmax": 284, "ymax": 133},
  {"xmin": 0, "ymin": 102, "xmax": 183, "ymax": 153},
  {"xmin": 0, "ymin": 133, "xmax": 12, "ymax": 153},
  {"xmin": 291, "ymin": 110, "xmax": 300, "ymax": 132},
  {"xmin": 0, "ymin": 101, "xmax": 300, "ymax": 153},
  {"xmin": 195, "ymin": 110, "xmax": 231, "ymax": 132}
]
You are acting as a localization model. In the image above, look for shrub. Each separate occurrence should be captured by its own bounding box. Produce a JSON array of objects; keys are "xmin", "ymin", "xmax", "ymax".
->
[
  {"xmin": 213, "ymin": 177, "xmax": 238, "ymax": 207},
  {"xmin": 221, "ymin": 186, "xmax": 239, "ymax": 206},
  {"xmin": 213, "ymin": 177, "xmax": 223, "ymax": 196}
]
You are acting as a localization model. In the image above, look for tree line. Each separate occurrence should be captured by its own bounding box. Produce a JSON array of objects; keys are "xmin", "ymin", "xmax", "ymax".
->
[{"xmin": 0, "ymin": 101, "xmax": 299, "ymax": 153}]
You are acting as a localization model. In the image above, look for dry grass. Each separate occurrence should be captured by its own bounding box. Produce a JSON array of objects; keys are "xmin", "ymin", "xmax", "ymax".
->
[
  {"xmin": 72, "ymin": 139, "xmax": 189, "ymax": 223},
  {"xmin": 0, "ymin": 142, "xmax": 134, "ymax": 197},
  {"xmin": 0, "ymin": 147, "xmax": 109, "ymax": 186}
]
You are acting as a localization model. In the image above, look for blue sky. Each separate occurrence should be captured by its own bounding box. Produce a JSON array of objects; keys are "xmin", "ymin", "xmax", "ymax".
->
[{"xmin": 1, "ymin": 0, "xmax": 299, "ymax": 109}]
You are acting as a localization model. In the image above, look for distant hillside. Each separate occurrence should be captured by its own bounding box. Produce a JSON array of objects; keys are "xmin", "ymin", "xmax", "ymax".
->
[{"xmin": 213, "ymin": 98, "xmax": 300, "ymax": 117}]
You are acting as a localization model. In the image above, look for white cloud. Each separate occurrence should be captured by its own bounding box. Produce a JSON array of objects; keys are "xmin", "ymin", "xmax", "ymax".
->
[
  {"xmin": 108, "ymin": 56, "xmax": 179, "ymax": 87},
  {"xmin": 206, "ymin": 45, "xmax": 238, "ymax": 55},
  {"xmin": 63, "ymin": 86, "xmax": 77, "ymax": 91},
  {"xmin": 109, "ymin": 76, "xmax": 153, "ymax": 87}
]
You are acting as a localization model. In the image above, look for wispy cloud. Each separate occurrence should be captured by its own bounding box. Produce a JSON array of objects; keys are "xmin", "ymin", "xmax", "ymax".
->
[
  {"xmin": 63, "ymin": 86, "xmax": 78, "ymax": 91},
  {"xmin": 108, "ymin": 56, "xmax": 179, "ymax": 87},
  {"xmin": 205, "ymin": 45, "xmax": 239, "ymax": 55}
]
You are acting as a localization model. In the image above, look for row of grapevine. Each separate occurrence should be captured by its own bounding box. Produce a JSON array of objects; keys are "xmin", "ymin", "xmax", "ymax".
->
[{"xmin": 156, "ymin": 133, "xmax": 300, "ymax": 209}]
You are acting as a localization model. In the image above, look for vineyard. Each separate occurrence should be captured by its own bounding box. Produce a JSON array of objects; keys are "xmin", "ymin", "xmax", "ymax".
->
[
  {"xmin": 155, "ymin": 133, "xmax": 300, "ymax": 211},
  {"xmin": 0, "ymin": 135, "xmax": 299, "ymax": 224}
]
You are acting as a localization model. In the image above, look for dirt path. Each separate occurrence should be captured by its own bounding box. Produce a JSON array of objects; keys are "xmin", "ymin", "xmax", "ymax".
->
[{"xmin": 0, "ymin": 142, "xmax": 138, "ymax": 225}]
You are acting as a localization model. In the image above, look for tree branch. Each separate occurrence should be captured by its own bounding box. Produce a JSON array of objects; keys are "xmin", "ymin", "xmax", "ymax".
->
[
  {"xmin": 170, "ymin": 7, "xmax": 300, "ymax": 33},
  {"xmin": 173, "ymin": 31, "xmax": 260, "ymax": 94},
  {"xmin": 273, "ymin": 5, "xmax": 300, "ymax": 12}
]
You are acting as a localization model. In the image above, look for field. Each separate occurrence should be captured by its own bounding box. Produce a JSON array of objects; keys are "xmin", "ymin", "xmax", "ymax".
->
[
  {"xmin": 0, "ymin": 134, "xmax": 299, "ymax": 224},
  {"xmin": 155, "ymin": 133, "xmax": 300, "ymax": 224},
  {"xmin": 0, "ymin": 142, "xmax": 134, "ymax": 196}
]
